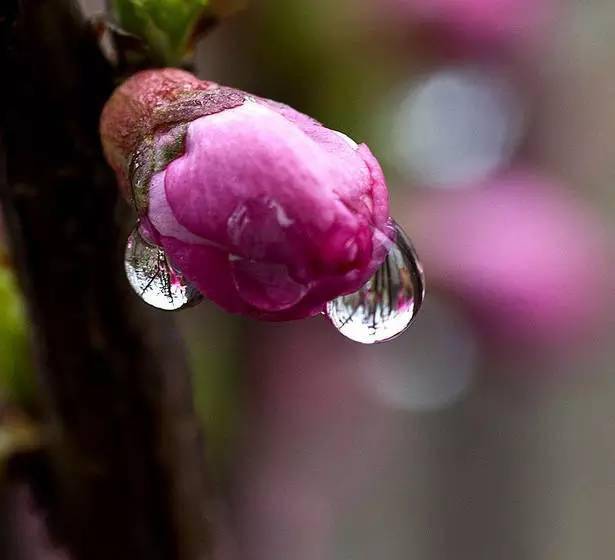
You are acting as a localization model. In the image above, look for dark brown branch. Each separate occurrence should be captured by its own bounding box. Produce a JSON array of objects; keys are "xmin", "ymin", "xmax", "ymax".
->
[{"xmin": 0, "ymin": 1, "xmax": 213, "ymax": 558}]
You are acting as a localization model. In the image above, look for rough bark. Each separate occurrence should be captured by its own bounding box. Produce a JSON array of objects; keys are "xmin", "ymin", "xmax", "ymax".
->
[{"xmin": 0, "ymin": 1, "xmax": 213, "ymax": 559}]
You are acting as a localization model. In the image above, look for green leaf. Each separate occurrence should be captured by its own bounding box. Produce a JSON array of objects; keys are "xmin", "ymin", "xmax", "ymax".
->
[
  {"xmin": 111, "ymin": 0, "xmax": 212, "ymax": 65},
  {"xmin": 0, "ymin": 266, "xmax": 34, "ymax": 407}
]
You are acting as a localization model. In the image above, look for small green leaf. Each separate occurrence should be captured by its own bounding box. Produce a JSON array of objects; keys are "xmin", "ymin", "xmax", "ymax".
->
[
  {"xmin": 0, "ymin": 264, "xmax": 36, "ymax": 406},
  {"xmin": 111, "ymin": 0, "xmax": 212, "ymax": 65},
  {"xmin": 0, "ymin": 266, "xmax": 34, "ymax": 407}
]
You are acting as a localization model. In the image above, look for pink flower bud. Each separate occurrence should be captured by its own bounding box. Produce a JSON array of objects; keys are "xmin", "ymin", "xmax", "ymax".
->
[{"xmin": 101, "ymin": 69, "xmax": 392, "ymax": 320}]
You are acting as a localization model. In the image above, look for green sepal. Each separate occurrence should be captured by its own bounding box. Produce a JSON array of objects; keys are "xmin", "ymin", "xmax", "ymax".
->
[
  {"xmin": 129, "ymin": 123, "xmax": 188, "ymax": 215},
  {"xmin": 111, "ymin": 0, "xmax": 212, "ymax": 66}
]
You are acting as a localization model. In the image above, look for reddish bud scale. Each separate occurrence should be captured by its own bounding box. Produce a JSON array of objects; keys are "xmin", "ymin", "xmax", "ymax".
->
[{"xmin": 100, "ymin": 69, "xmax": 244, "ymax": 198}]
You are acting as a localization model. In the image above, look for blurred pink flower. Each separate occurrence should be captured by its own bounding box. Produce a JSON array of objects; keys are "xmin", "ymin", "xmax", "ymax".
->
[
  {"xmin": 403, "ymin": 171, "xmax": 613, "ymax": 347},
  {"xmin": 101, "ymin": 69, "xmax": 392, "ymax": 320},
  {"xmin": 231, "ymin": 320, "xmax": 400, "ymax": 559},
  {"xmin": 381, "ymin": 0, "xmax": 553, "ymax": 48}
]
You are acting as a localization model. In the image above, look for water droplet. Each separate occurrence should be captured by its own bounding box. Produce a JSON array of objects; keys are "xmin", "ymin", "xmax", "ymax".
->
[
  {"xmin": 326, "ymin": 222, "xmax": 425, "ymax": 344},
  {"xmin": 124, "ymin": 227, "xmax": 203, "ymax": 311}
]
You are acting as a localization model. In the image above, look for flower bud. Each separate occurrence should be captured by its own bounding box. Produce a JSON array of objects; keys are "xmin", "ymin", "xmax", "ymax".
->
[{"xmin": 101, "ymin": 69, "xmax": 392, "ymax": 320}]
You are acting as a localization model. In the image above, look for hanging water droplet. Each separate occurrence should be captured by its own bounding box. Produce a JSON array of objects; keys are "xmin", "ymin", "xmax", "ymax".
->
[
  {"xmin": 124, "ymin": 227, "xmax": 203, "ymax": 311},
  {"xmin": 326, "ymin": 221, "xmax": 425, "ymax": 344}
]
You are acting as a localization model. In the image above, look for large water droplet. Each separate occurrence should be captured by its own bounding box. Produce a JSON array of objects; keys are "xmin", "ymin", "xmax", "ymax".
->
[
  {"xmin": 124, "ymin": 227, "xmax": 202, "ymax": 311},
  {"xmin": 326, "ymin": 222, "xmax": 425, "ymax": 344}
]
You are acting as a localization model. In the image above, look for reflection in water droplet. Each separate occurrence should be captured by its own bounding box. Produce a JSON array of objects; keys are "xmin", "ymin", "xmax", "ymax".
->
[
  {"xmin": 124, "ymin": 226, "xmax": 203, "ymax": 311},
  {"xmin": 326, "ymin": 222, "xmax": 425, "ymax": 344}
]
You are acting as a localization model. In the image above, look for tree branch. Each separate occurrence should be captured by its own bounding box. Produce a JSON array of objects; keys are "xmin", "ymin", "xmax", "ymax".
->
[{"xmin": 0, "ymin": 1, "xmax": 214, "ymax": 558}]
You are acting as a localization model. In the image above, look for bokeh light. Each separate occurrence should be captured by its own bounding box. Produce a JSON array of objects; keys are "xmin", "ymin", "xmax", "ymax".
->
[
  {"xmin": 361, "ymin": 295, "xmax": 478, "ymax": 412},
  {"xmin": 390, "ymin": 65, "xmax": 526, "ymax": 187}
]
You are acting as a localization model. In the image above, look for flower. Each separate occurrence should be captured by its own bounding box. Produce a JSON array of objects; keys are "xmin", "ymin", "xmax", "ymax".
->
[
  {"xmin": 100, "ymin": 69, "xmax": 392, "ymax": 320},
  {"xmin": 402, "ymin": 170, "xmax": 614, "ymax": 349},
  {"xmin": 377, "ymin": 0, "xmax": 554, "ymax": 49}
]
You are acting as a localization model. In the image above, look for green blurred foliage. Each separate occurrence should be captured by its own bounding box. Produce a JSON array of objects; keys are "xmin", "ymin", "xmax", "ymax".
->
[
  {"xmin": 111, "ymin": 0, "xmax": 212, "ymax": 65},
  {"xmin": 0, "ymin": 266, "xmax": 34, "ymax": 408},
  {"xmin": 240, "ymin": 0, "xmax": 400, "ymax": 144},
  {"xmin": 182, "ymin": 309, "xmax": 244, "ymax": 480}
]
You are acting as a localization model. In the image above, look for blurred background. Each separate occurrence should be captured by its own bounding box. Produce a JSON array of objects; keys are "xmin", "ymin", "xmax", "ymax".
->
[{"xmin": 3, "ymin": 0, "xmax": 615, "ymax": 558}]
